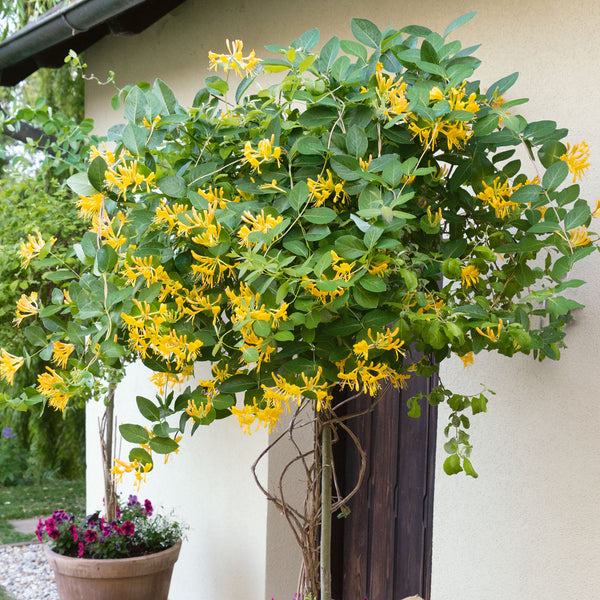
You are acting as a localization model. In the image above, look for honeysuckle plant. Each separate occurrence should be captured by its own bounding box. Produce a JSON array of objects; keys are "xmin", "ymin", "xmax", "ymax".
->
[{"xmin": 1, "ymin": 11, "xmax": 598, "ymax": 599}]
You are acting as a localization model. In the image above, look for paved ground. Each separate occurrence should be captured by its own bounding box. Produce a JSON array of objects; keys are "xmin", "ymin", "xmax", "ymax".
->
[{"xmin": 7, "ymin": 518, "xmax": 39, "ymax": 536}]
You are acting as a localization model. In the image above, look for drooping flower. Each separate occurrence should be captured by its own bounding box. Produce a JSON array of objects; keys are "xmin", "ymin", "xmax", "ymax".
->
[
  {"xmin": 14, "ymin": 291, "xmax": 39, "ymax": 325},
  {"xmin": 475, "ymin": 319, "xmax": 503, "ymax": 342},
  {"xmin": 51, "ymin": 341, "xmax": 75, "ymax": 369},
  {"xmin": 560, "ymin": 141, "xmax": 590, "ymax": 182},
  {"xmin": 18, "ymin": 230, "xmax": 55, "ymax": 268},
  {"xmin": 0, "ymin": 349, "xmax": 24, "ymax": 385}
]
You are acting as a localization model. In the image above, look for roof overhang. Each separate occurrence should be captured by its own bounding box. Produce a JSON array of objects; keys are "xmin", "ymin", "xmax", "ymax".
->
[{"xmin": 0, "ymin": 0, "xmax": 186, "ymax": 86}]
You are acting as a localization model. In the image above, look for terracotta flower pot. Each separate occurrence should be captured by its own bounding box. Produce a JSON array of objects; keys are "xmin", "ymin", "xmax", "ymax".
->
[{"xmin": 44, "ymin": 541, "xmax": 181, "ymax": 600}]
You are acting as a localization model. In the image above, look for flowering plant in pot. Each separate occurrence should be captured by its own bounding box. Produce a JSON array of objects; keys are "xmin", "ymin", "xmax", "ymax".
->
[{"xmin": 36, "ymin": 495, "xmax": 185, "ymax": 600}]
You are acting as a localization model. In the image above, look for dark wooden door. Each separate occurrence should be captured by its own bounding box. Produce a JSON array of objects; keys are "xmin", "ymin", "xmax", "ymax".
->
[{"xmin": 331, "ymin": 374, "xmax": 437, "ymax": 600}]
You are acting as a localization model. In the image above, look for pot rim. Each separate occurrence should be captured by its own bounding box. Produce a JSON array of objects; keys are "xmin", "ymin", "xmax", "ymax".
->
[{"xmin": 43, "ymin": 540, "xmax": 182, "ymax": 578}]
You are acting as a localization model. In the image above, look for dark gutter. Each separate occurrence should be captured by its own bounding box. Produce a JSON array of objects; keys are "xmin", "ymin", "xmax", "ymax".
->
[{"xmin": 0, "ymin": 0, "xmax": 186, "ymax": 86}]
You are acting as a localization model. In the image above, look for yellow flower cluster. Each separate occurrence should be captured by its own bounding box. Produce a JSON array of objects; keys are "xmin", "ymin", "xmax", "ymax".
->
[
  {"xmin": 461, "ymin": 265, "xmax": 480, "ymax": 288},
  {"xmin": 0, "ymin": 349, "xmax": 24, "ymax": 386},
  {"xmin": 18, "ymin": 230, "xmax": 55, "ymax": 268},
  {"xmin": 307, "ymin": 170, "xmax": 348, "ymax": 207},
  {"xmin": 51, "ymin": 341, "xmax": 75, "ymax": 369},
  {"xmin": 560, "ymin": 141, "xmax": 590, "ymax": 182},
  {"xmin": 242, "ymin": 135, "xmax": 282, "ymax": 173},
  {"xmin": 338, "ymin": 360, "xmax": 410, "ymax": 396},
  {"xmin": 238, "ymin": 210, "xmax": 284, "ymax": 250},
  {"xmin": 372, "ymin": 62, "xmax": 408, "ymax": 119},
  {"xmin": 225, "ymin": 283, "xmax": 287, "ymax": 367},
  {"xmin": 122, "ymin": 300, "xmax": 203, "ymax": 370},
  {"xmin": 111, "ymin": 458, "xmax": 152, "ymax": 492},
  {"xmin": 14, "ymin": 291, "xmax": 39, "ymax": 325},
  {"xmin": 208, "ymin": 39, "xmax": 260, "ymax": 78},
  {"xmin": 352, "ymin": 327, "xmax": 405, "ymax": 360},
  {"xmin": 476, "ymin": 319, "xmax": 503, "ymax": 342},
  {"xmin": 476, "ymin": 177, "xmax": 522, "ymax": 218},
  {"xmin": 36, "ymin": 368, "xmax": 74, "ymax": 411}
]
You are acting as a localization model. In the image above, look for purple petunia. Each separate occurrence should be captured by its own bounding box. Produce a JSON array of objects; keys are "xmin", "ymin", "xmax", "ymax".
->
[
  {"xmin": 78, "ymin": 542, "xmax": 84, "ymax": 557},
  {"xmin": 2, "ymin": 427, "xmax": 15, "ymax": 439},
  {"xmin": 144, "ymin": 499, "xmax": 153, "ymax": 516},
  {"xmin": 127, "ymin": 495, "xmax": 139, "ymax": 507},
  {"xmin": 84, "ymin": 529, "xmax": 98, "ymax": 543},
  {"xmin": 48, "ymin": 527, "xmax": 60, "ymax": 540}
]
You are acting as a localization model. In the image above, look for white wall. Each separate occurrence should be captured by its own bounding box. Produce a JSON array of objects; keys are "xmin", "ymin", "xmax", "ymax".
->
[
  {"xmin": 86, "ymin": 362, "xmax": 269, "ymax": 600},
  {"xmin": 84, "ymin": 1, "xmax": 600, "ymax": 599}
]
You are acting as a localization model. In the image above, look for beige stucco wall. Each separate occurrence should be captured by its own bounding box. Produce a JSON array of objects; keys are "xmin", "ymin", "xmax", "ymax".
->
[{"xmin": 85, "ymin": 1, "xmax": 600, "ymax": 599}]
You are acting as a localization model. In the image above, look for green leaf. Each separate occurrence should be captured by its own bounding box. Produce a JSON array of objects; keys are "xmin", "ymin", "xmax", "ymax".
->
[
  {"xmin": 123, "ymin": 86, "xmax": 148, "ymax": 124},
  {"xmin": 128, "ymin": 448, "xmax": 153, "ymax": 466},
  {"xmin": 136, "ymin": 396, "xmax": 161, "ymax": 421},
  {"xmin": 564, "ymin": 204, "xmax": 591, "ymax": 230},
  {"xmin": 67, "ymin": 172, "xmax": 96, "ymax": 197},
  {"xmin": 486, "ymin": 72, "xmax": 519, "ymax": 100},
  {"xmin": 119, "ymin": 423, "xmax": 150, "ymax": 444},
  {"xmin": 350, "ymin": 18, "xmax": 382, "ymax": 48},
  {"xmin": 473, "ymin": 114, "xmax": 500, "ymax": 137},
  {"xmin": 364, "ymin": 225, "xmax": 383, "ymax": 249},
  {"xmin": 96, "ymin": 245, "xmax": 118, "ymax": 272},
  {"xmin": 212, "ymin": 394, "xmax": 236, "ymax": 410},
  {"xmin": 330, "ymin": 155, "xmax": 362, "ymax": 181},
  {"xmin": 158, "ymin": 175, "xmax": 187, "ymax": 198},
  {"xmin": 471, "ymin": 394, "xmax": 488, "ymax": 415},
  {"xmin": 542, "ymin": 160, "xmax": 568, "ymax": 191},
  {"xmin": 346, "ymin": 124, "xmax": 368, "ymax": 157},
  {"xmin": 243, "ymin": 347, "xmax": 260, "ymax": 363},
  {"xmin": 88, "ymin": 156, "xmax": 107, "ymax": 192},
  {"xmin": 99, "ymin": 340, "xmax": 126, "ymax": 359},
  {"xmin": 296, "ymin": 28, "xmax": 320, "ymax": 51},
  {"xmin": 122, "ymin": 123, "xmax": 147, "ymax": 155},
  {"xmin": 235, "ymin": 75, "xmax": 254, "ymax": 104},
  {"xmin": 304, "ymin": 207, "xmax": 337, "ymax": 224},
  {"xmin": 319, "ymin": 35, "xmax": 340, "ymax": 72},
  {"xmin": 153, "ymin": 78, "xmax": 177, "ymax": 114},
  {"xmin": 24, "ymin": 325, "xmax": 47, "ymax": 348},
  {"xmin": 443, "ymin": 454, "xmax": 463, "ymax": 475},
  {"xmin": 220, "ymin": 374, "xmax": 257, "ymax": 393},
  {"xmin": 443, "ymin": 11, "xmax": 477, "ymax": 38},
  {"xmin": 353, "ymin": 285, "xmax": 379, "ymax": 308},
  {"xmin": 296, "ymin": 136, "xmax": 328, "ymax": 155},
  {"xmin": 149, "ymin": 436, "xmax": 179, "ymax": 455},
  {"xmin": 298, "ymin": 105, "xmax": 339, "ymax": 128},
  {"xmin": 382, "ymin": 160, "xmax": 403, "ymax": 188},
  {"xmin": 340, "ymin": 39, "xmax": 368, "ymax": 62},
  {"xmin": 462, "ymin": 457, "xmax": 478, "ymax": 478},
  {"xmin": 253, "ymin": 319, "xmax": 271, "ymax": 337},
  {"xmin": 334, "ymin": 235, "xmax": 367, "ymax": 259},
  {"xmin": 359, "ymin": 274, "xmax": 387, "ymax": 292},
  {"xmin": 44, "ymin": 269, "xmax": 75, "ymax": 282},
  {"xmin": 289, "ymin": 181, "xmax": 309, "ymax": 211}
]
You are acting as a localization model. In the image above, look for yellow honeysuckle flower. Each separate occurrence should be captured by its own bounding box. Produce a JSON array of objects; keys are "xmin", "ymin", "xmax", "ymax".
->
[
  {"xmin": 459, "ymin": 351, "xmax": 474, "ymax": 369},
  {"xmin": 0, "ymin": 349, "xmax": 24, "ymax": 385},
  {"xmin": 18, "ymin": 230, "xmax": 56, "ymax": 268},
  {"xmin": 76, "ymin": 193, "xmax": 104, "ymax": 219},
  {"xmin": 568, "ymin": 226, "xmax": 591, "ymax": 248},
  {"xmin": 475, "ymin": 319, "xmax": 503, "ymax": 343},
  {"xmin": 51, "ymin": 341, "xmax": 75, "ymax": 369},
  {"xmin": 592, "ymin": 199, "xmax": 600, "ymax": 219},
  {"xmin": 476, "ymin": 177, "xmax": 521, "ymax": 219},
  {"xmin": 426, "ymin": 206, "xmax": 442, "ymax": 227},
  {"xmin": 36, "ymin": 367, "xmax": 73, "ymax": 412},
  {"xmin": 208, "ymin": 39, "xmax": 261, "ymax": 78},
  {"xmin": 242, "ymin": 135, "xmax": 282, "ymax": 173},
  {"xmin": 14, "ymin": 291, "xmax": 39, "ymax": 325},
  {"xmin": 560, "ymin": 141, "xmax": 590, "ymax": 182},
  {"xmin": 460, "ymin": 265, "xmax": 480, "ymax": 288},
  {"xmin": 307, "ymin": 170, "xmax": 348, "ymax": 207}
]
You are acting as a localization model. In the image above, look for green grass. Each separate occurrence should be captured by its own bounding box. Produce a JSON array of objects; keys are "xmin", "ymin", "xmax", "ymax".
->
[{"xmin": 0, "ymin": 479, "xmax": 85, "ymax": 545}]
